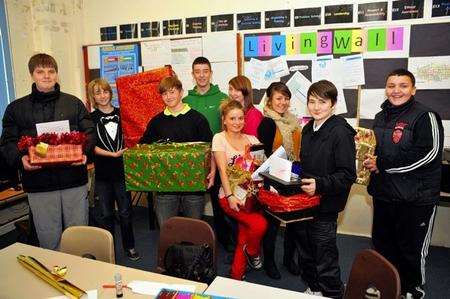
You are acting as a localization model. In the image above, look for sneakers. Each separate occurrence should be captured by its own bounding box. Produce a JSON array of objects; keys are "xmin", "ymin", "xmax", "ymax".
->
[
  {"xmin": 402, "ymin": 286, "xmax": 425, "ymax": 299},
  {"xmin": 304, "ymin": 287, "xmax": 323, "ymax": 296},
  {"xmin": 243, "ymin": 244, "xmax": 263, "ymax": 270},
  {"xmin": 126, "ymin": 248, "xmax": 141, "ymax": 261}
]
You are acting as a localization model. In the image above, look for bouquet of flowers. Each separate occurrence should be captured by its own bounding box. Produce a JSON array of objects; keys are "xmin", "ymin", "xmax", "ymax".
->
[{"xmin": 227, "ymin": 145, "xmax": 260, "ymax": 210}]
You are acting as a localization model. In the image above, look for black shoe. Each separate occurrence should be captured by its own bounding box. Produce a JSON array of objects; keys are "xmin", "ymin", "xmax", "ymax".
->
[
  {"xmin": 126, "ymin": 248, "xmax": 141, "ymax": 261},
  {"xmin": 283, "ymin": 259, "xmax": 300, "ymax": 276},
  {"xmin": 264, "ymin": 263, "xmax": 281, "ymax": 280}
]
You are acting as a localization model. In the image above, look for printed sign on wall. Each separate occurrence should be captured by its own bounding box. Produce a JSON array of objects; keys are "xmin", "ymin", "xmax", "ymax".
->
[
  {"xmin": 211, "ymin": 14, "xmax": 234, "ymax": 31},
  {"xmin": 163, "ymin": 19, "xmax": 183, "ymax": 36},
  {"xmin": 325, "ymin": 4, "xmax": 353, "ymax": 24},
  {"xmin": 243, "ymin": 27, "xmax": 405, "ymax": 58},
  {"xmin": 358, "ymin": 2, "xmax": 388, "ymax": 22},
  {"xmin": 237, "ymin": 12, "xmax": 261, "ymax": 30},
  {"xmin": 100, "ymin": 44, "xmax": 139, "ymax": 107},
  {"xmin": 265, "ymin": 10, "xmax": 290, "ymax": 28},
  {"xmin": 100, "ymin": 26, "xmax": 117, "ymax": 41},
  {"xmin": 432, "ymin": 0, "xmax": 450, "ymax": 17},
  {"xmin": 186, "ymin": 17, "xmax": 207, "ymax": 34},
  {"xmin": 119, "ymin": 24, "xmax": 138, "ymax": 39},
  {"xmin": 392, "ymin": 0, "xmax": 424, "ymax": 20},
  {"xmin": 140, "ymin": 22, "xmax": 160, "ymax": 38},
  {"xmin": 294, "ymin": 7, "xmax": 321, "ymax": 27}
]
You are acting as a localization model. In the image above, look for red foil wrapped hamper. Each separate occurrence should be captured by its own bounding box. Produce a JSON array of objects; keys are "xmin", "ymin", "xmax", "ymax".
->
[
  {"xmin": 258, "ymin": 189, "xmax": 320, "ymax": 213},
  {"xmin": 116, "ymin": 66, "xmax": 173, "ymax": 148},
  {"xmin": 29, "ymin": 144, "xmax": 83, "ymax": 166}
]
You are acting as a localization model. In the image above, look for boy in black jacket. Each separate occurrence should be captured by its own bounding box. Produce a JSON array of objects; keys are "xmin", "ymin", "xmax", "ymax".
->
[
  {"xmin": 0, "ymin": 53, "xmax": 94, "ymax": 249},
  {"xmin": 295, "ymin": 80, "xmax": 356, "ymax": 298},
  {"xmin": 140, "ymin": 76, "xmax": 214, "ymax": 227},
  {"xmin": 364, "ymin": 69, "xmax": 443, "ymax": 299}
]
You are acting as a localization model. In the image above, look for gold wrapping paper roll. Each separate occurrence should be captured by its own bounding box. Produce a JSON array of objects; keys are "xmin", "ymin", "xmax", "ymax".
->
[{"xmin": 17, "ymin": 255, "xmax": 86, "ymax": 299}]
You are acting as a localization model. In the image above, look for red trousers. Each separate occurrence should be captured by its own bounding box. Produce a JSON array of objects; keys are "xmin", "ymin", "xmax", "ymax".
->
[{"xmin": 219, "ymin": 197, "xmax": 268, "ymax": 280}]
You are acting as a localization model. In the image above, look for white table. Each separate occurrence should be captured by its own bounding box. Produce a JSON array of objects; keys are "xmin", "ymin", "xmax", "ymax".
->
[
  {"xmin": 0, "ymin": 242, "xmax": 207, "ymax": 299},
  {"xmin": 204, "ymin": 276, "xmax": 328, "ymax": 299}
]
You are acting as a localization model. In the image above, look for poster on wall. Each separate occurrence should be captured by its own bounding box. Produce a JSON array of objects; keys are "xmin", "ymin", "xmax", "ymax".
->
[
  {"xmin": 100, "ymin": 44, "xmax": 139, "ymax": 107},
  {"xmin": 265, "ymin": 9, "xmax": 290, "ymax": 28},
  {"xmin": 392, "ymin": 0, "xmax": 424, "ymax": 20},
  {"xmin": 432, "ymin": 0, "xmax": 450, "ymax": 17},
  {"xmin": 294, "ymin": 7, "xmax": 321, "ymax": 27},
  {"xmin": 409, "ymin": 56, "xmax": 450, "ymax": 89},
  {"xmin": 100, "ymin": 26, "xmax": 117, "ymax": 41},
  {"xmin": 119, "ymin": 24, "xmax": 138, "ymax": 39},
  {"xmin": 186, "ymin": 17, "xmax": 207, "ymax": 34},
  {"xmin": 163, "ymin": 19, "xmax": 183, "ymax": 36},
  {"xmin": 325, "ymin": 4, "xmax": 353, "ymax": 24},
  {"xmin": 237, "ymin": 12, "xmax": 261, "ymax": 30},
  {"xmin": 358, "ymin": 2, "xmax": 388, "ymax": 22},
  {"xmin": 211, "ymin": 14, "xmax": 234, "ymax": 31},
  {"xmin": 140, "ymin": 22, "xmax": 160, "ymax": 38}
]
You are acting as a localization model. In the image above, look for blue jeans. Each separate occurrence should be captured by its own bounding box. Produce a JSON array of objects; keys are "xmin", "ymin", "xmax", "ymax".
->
[
  {"xmin": 96, "ymin": 179, "xmax": 135, "ymax": 250},
  {"xmin": 155, "ymin": 192, "xmax": 205, "ymax": 227}
]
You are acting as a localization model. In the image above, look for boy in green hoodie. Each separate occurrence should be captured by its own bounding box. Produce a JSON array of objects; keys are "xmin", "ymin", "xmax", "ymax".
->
[
  {"xmin": 183, "ymin": 56, "xmax": 236, "ymax": 252},
  {"xmin": 183, "ymin": 57, "xmax": 227, "ymax": 134}
]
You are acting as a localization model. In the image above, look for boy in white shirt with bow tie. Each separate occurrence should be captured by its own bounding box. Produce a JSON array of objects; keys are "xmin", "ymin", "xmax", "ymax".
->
[{"xmin": 88, "ymin": 78, "xmax": 140, "ymax": 261}]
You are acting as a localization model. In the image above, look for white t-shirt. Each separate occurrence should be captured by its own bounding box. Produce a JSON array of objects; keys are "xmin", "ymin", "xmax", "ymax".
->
[{"xmin": 212, "ymin": 131, "xmax": 260, "ymax": 197}]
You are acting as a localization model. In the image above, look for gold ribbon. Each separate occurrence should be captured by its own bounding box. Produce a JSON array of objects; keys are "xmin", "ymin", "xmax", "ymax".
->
[{"xmin": 17, "ymin": 255, "xmax": 86, "ymax": 299}]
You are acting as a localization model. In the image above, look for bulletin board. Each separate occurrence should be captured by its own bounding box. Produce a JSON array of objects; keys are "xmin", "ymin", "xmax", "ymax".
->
[
  {"xmin": 82, "ymin": 31, "xmax": 238, "ymax": 101},
  {"xmin": 239, "ymin": 22, "xmax": 450, "ymax": 146}
]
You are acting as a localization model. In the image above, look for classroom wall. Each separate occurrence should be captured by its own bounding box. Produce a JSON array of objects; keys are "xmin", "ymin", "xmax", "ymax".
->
[
  {"xmin": 5, "ymin": 0, "xmax": 450, "ymax": 247},
  {"xmin": 81, "ymin": 0, "xmax": 450, "ymax": 248},
  {"xmin": 5, "ymin": 0, "xmax": 85, "ymax": 100}
]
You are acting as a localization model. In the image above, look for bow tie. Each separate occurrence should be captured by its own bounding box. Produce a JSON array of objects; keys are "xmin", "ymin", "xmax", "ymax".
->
[{"xmin": 100, "ymin": 115, "xmax": 119, "ymax": 125}]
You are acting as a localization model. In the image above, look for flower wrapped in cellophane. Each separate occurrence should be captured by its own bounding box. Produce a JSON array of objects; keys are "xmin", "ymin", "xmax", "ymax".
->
[
  {"xmin": 355, "ymin": 127, "xmax": 377, "ymax": 185},
  {"xmin": 226, "ymin": 145, "xmax": 260, "ymax": 211}
]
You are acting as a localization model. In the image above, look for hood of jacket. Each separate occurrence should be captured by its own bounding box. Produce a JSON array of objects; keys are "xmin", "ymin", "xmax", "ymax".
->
[
  {"xmin": 304, "ymin": 114, "xmax": 356, "ymax": 137},
  {"xmin": 187, "ymin": 84, "xmax": 223, "ymax": 98}
]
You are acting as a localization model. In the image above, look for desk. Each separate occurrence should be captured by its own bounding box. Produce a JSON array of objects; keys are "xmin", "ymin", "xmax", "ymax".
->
[
  {"xmin": 0, "ymin": 188, "xmax": 26, "ymax": 206},
  {"xmin": 439, "ymin": 192, "xmax": 450, "ymax": 207},
  {"xmin": 204, "ymin": 276, "xmax": 327, "ymax": 299},
  {"xmin": 0, "ymin": 243, "xmax": 207, "ymax": 299},
  {"xmin": 0, "ymin": 189, "xmax": 28, "ymax": 235}
]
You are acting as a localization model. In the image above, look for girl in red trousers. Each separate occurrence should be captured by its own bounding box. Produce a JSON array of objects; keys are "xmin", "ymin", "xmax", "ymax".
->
[{"xmin": 212, "ymin": 99, "xmax": 268, "ymax": 280}]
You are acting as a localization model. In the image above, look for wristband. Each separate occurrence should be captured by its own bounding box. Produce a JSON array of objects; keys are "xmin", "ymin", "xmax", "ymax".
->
[{"xmin": 225, "ymin": 194, "xmax": 233, "ymax": 199}]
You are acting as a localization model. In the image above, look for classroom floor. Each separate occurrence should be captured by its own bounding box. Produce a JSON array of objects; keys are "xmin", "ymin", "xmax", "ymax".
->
[{"xmin": 1, "ymin": 206, "xmax": 449, "ymax": 298}]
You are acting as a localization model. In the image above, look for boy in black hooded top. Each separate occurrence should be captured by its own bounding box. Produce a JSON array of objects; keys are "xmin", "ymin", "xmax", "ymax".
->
[{"xmin": 294, "ymin": 80, "xmax": 356, "ymax": 298}]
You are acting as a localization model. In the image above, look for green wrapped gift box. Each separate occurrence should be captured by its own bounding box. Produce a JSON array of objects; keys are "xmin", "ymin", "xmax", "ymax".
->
[{"xmin": 123, "ymin": 142, "xmax": 211, "ymax": 192}]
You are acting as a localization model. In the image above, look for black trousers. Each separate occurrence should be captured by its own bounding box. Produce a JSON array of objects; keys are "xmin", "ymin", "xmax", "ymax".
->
[
  {"xmin": 209, "ymin": 173, "xmax": 236, "ymax": 247},
  {"xmin": 372, "ymin": 200, "xmax": 437, "ymax": 294},
  {"xmin": 96, "ymin": 179, "xmax": 136, "ymax": 250},
  {"xmin": 293, "ymin": 213, "xmax": 344, "ymax": 299},
  {"xmin": 263, "ymin": 213, "xmax": 297, "ymax": 266}
]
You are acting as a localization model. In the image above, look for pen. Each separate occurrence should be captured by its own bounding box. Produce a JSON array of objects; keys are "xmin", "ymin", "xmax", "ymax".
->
[{"xmin": 102, "ymin": 284, "xmax": 129, "ymax": 289}]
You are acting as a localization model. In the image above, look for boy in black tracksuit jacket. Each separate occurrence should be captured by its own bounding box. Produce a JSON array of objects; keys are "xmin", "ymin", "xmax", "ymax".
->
[
  {"xmin": 294, "ymin": 80, "xmax": 356, "ymax": 298},
  {"xmin": 364, "ymin": 69, "xmax": 443, "ymax": 299}
]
